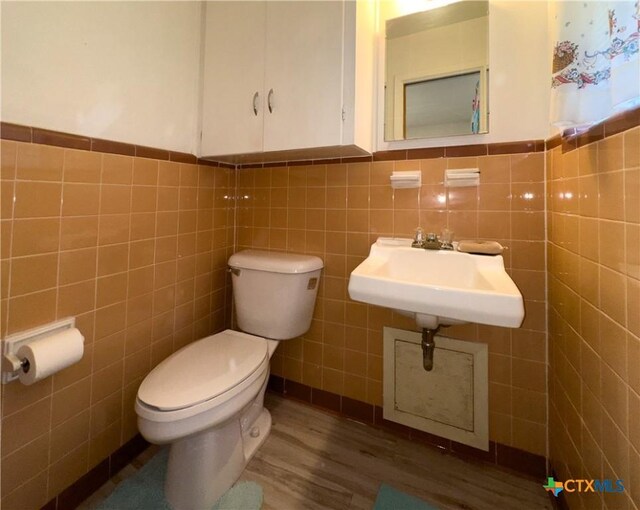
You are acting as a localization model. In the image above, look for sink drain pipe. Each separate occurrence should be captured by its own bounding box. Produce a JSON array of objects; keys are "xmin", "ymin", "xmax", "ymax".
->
[{"xmin": 421, "ymin": 327, "xmax": 440, "ymax": 371}]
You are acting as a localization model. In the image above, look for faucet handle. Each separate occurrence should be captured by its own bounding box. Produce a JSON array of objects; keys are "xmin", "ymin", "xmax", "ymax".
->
[
  {"xmin": 440, "ymin": 228, "xmax": 454, "ymax": 250},
  {"xmin": 412, "ymin": 227, "xmax": 425, "ymax": 247}
]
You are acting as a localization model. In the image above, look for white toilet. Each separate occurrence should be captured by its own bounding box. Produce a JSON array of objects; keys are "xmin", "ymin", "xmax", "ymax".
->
[{"xmin": 135, "ymin": 249, "xmax": 323, "ymax": 510}]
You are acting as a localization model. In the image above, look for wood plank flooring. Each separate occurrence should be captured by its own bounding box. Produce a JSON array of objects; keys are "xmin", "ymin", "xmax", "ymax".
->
[{"xmin": 80, "ymin": 394, "xmax": 553, "ymax": 510}]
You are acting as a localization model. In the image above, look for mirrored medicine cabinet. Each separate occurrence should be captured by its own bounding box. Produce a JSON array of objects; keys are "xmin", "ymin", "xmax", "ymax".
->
[{"xmin": 384, "ymin": 1, "xmax": 490, "ymax": 141}]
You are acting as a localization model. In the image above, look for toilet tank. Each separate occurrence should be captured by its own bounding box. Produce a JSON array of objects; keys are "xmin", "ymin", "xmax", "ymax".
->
[{"xmin": 228, "ymin": 250, "xmax": 323, "ymax": 340}]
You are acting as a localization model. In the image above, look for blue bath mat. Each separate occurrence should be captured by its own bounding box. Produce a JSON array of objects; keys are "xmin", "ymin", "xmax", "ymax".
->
[
  {"xmin": 373, "ymin": 483, "xmax": 439, "ymax": 510},
  {"xmin": 97, "ymin": 449, "xmax": 263, "ymax": 510}
]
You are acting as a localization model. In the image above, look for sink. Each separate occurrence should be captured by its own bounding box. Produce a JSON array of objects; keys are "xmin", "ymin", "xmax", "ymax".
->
[{"xmin": 348, "ymin": 238, "xmax": 524, "ymax": 329}]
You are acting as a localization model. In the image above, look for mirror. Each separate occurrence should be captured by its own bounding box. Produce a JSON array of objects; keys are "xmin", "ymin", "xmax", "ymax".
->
[{"xmin": 384, "ymin": 1, "xmax": 489, "ymax": 141}]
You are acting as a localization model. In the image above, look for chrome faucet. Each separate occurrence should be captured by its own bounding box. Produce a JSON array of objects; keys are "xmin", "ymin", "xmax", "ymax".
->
[
  {"xmin": 423, "ymin": 232, "xmax": 441, "ymax": 250},
  {"xmin": 411, "ymin": 227, "xmax": 454, "ymax": 250},
  {"xmin": 412, "ymin": 228, "xmax": 440, "ymax": 249}
]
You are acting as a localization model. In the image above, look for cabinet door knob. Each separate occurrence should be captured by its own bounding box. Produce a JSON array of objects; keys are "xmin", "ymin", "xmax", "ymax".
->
[
  {"xmin": 252, "ymin": 92, "xmax": 259, "ymax": 116},
  {"xmin": 268, "ymin": 88, "xmax": 274, "ymax": 113}
]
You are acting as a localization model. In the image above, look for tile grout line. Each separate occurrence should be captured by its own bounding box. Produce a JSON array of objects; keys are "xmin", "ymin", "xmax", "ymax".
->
[
  {"xmin": 46, "ymin": 145, "xmax": 68, "ymax": 502},
  {"xmin": 2, "ymin": 143, "xmax": 18, "ymax": 340},
  {"xmin": 116, "ymin": 156, "xmax": 133, "ymax": 460}
]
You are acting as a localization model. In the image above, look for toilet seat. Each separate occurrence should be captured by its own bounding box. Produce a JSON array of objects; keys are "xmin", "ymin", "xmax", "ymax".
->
[{"xmin": 137, "ymin": 330, "xmax": 268, "ymax": 421}]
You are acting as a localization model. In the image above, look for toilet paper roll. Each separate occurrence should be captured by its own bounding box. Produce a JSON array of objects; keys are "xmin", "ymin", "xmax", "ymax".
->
[{"xmin": 16, "ymin": 328, "xmax": 84, "ymax": 385}]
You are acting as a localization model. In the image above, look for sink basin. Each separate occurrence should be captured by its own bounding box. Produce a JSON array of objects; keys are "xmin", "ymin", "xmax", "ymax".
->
[{"xmin": 348, "ymin": 238, "xmax": 524, "ymax": 329}]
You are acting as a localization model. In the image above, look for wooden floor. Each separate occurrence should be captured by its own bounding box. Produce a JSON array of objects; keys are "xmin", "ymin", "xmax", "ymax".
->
[{"xmin": 80, "ymin": 394, "xmax": 553, "ymax": 510}]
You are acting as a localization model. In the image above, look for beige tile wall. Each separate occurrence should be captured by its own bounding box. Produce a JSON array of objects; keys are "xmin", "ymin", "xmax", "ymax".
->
[
  {"xmin": 0, "ymin": 139, "xmax": 557, "ymax": 507},
  {"xmin": 0, "ymin": 140, "xmax": 234, "ymax": 509},
  {"xmin": 235, "ymin": 152, "xmax": 548, "ymax": 456},
  {"xmin": 547, "ymin": 126, "xmax": 640, "ymax": 510}
]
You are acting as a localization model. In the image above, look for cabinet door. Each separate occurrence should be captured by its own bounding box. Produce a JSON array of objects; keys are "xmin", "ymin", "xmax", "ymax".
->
[
  {"xmin": 263, "ymin": 1, "xmax": 344, "ymax": 152},
  {"xmin": 201, "ymin": 2, "xmax": 266, "ymax": 156}
]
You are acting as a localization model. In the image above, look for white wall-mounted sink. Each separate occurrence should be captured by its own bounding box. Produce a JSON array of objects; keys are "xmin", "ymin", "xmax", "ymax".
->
[{"xmin": 348, "ymin": 238, "xmax": 524, "ymax": 329}]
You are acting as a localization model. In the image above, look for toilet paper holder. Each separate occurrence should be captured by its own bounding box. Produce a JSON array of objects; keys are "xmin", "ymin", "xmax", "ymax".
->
[{"xmin": 1, "ymin": 317, "xmax": 76, "ymax": 384}]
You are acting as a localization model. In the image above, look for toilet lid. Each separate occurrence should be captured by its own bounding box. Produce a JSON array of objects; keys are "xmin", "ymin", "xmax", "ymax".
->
[{"xmin": 137, "ymin": 330, "xmax": 268, "ymax": 411}]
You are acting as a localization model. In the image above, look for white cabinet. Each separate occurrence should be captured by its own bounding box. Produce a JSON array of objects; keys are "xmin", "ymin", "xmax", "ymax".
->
[
  {"xmin": 201, "ymin": 2, "xmax": 266, "ymax": 156},
  {"xmin": 263, "ymin": 1, "xmax": 343, "ymax": 152},
  {"xmin": 200, "ymin": 1, "xmax": 374, "ymax": 163}
]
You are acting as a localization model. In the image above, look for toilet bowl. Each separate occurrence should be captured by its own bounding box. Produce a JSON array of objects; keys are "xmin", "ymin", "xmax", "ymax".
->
[{"xmin": 135, "ymin": 250, "xmax": 322, "ymax": 510}]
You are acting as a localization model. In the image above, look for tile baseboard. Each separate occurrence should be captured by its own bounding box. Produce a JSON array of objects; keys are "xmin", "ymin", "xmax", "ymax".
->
[
  {"xmin": 268, "ymin": 375, "xmax": 548, "ymax": 481},
  {"xmin": 547, "ymin": 469, "xmax": 570, "ymax": 510},
  {"xmin": 38, "ymin": 378, "xmax": 550, "ymax": 510},
  {"xmin": 40, "ymin": 435, "xmax": 149, "ymax": 510}
]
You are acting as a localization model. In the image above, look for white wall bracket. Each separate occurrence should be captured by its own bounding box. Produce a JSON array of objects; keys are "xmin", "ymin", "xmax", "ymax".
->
[
  {"xmin": 445, "ymin": 168, "xmax": 480, "ymax": 187},
  {"xmin": 390, "ymin": 170, "xmax": 421, "ymax": 189}
]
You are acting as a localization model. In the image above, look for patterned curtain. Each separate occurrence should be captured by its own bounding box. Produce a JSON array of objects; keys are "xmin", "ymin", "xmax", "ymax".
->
[{"xmin": 550, "ymin": 1, "xmax": 640, "ymax": 129}]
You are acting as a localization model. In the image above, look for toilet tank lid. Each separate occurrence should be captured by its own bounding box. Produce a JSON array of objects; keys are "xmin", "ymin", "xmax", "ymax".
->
[{"xmin": 229, "ymin": 250, "xmax": 323, "ymax": 274}]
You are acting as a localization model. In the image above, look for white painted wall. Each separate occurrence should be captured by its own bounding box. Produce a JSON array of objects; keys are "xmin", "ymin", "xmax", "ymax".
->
[
  {"xmin": 1, "ymin": 1, "xmax": 551, "ymax": 155},
  {"xmin": 1, "ymin": 1, "xmax": 202, "ymax": 154},
  {"xmin": 377, "ymin": 0, "xmax": 552, "ymax": 150}
]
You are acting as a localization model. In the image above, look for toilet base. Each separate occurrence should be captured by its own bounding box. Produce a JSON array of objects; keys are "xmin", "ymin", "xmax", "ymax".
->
[
  {"xmin": 164, "ymin": 402, "xmax": 271, "ymax": 510},
  {"xmin": 242, "ymin": 407, "xmax": 272, "ymax": 463}
]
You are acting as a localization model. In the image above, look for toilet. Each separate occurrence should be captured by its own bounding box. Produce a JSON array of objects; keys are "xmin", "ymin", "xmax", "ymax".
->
[{"xmin": 135, "ymin": 249, "xmax": 323, "ymax": 510}]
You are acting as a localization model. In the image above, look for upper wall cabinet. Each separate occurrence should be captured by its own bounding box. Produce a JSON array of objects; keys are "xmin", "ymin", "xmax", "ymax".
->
[{"xmin": 200, "ymin": 1, "xmax": 375, "ymax": 164}]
